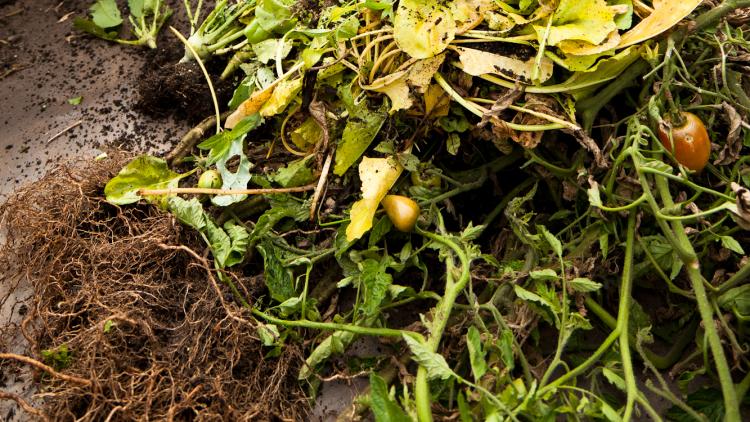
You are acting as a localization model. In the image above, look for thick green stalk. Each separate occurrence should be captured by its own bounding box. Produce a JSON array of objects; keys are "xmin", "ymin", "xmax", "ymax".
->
[
  {"xmin": 647, "ymin": 154, "xmax": 740, "ymax": 421},
  {"xmin": 413, "ymin": 229, "xmax": 472, "ymax": 422},
  {"xmin": 619, "ymin": 212, "xmax": 637, "ymax": 420}
]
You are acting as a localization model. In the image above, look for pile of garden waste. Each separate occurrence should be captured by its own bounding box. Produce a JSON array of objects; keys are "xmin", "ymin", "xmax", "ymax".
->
[{"xmin": 4, "ymin": 0, "xmax": 750, "ymax": 420}]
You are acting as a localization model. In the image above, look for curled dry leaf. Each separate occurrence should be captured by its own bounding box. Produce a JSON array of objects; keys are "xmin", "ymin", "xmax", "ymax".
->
[
  {"xmin": 365, "ymin": 53, "xmax": 446, "ymax": 113},
  {"xmin": 714, "ymin": 102, "xmax": 744, "ymax": 165},
  {"xmin": 729, "ymin": 182, "xmax": 750, "ymax": 230},
  {"xmin": 618, "ymin": 0, "xmax": 703, "ymax": 48},
  {"xmin": 346, "ymin": 157, "xmax": 403, "ymax": 241},
  {"xmin": 455, "ymin": 47, "xmax": 553, "ymax": 83},
  {"xmin": 225, "ymin": 86, "xmax": 275, "ymax": 128}
]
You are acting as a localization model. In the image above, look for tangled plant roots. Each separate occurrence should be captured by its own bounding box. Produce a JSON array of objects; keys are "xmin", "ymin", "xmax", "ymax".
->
[{"xmin": 0, "ymin": 154, "xmax": 309, "ymax": 421}]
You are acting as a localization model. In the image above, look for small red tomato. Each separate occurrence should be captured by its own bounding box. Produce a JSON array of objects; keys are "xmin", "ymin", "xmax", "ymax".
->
[{"xmin": 657, "ymin": 112, "xmax": 711, "ymax": 172}]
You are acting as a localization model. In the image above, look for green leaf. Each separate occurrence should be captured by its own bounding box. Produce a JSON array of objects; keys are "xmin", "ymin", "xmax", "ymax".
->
[
  {"xmin": 104, "ymin": 155, "xmax": 189, "ymax": 206},
  {"xmin": 205, "ymin": 220, "xmax": 250, "ymax": 268},
  {"xmin": 540, "ymin": 225, "xmax": 563, "ymax": 257},
  {"xmin": 369, "ymin": 373, "xmax": 411, "ymax": 422},
  {"xmin": 167, "ymin": 197, "xmax": 206, "ymax": 230},
  {"xmin": 90, "ymin": 0, "xmax": 123, "ymax": 29},
  {"xmin": 103, "ymin": 319, "xmax": 115, "ymax": 333},
  {"xmin": 128, "ymin": 0, "xmax": 157, "ymax": 18},
  {"xmin": 41, "ymin": 344, "xmax": 72, "ymax": 371},
  {"xmin": 529, "ymin": 268, "xmax": 558, "ymax": 281},
  {"xmin": 271, "ymin": 155, "xmax": 315, "ymax": 187},
  {"xmin": 466, "ymin": 326, "xmax": 487, "ymax": 381},
  {"xmin": 358, "ymin": 258, "xmax": 393, "ymax": 318},
  {"xmin": 718, "ymin": 284, "xmax": 750, "ymax": 318},
  {"xmin": 67, "ymin": 96, "xmax": 83, "ymax": 105},
  {"xmin": 402, "ymin": 334, "xmax": 456, "ymax": 381},
  {"xmin": 569, "ymin": 277, "xmax": 602, "ymax": 293},
  {"xmin": 720, "ymin": 235, "xmax": 745, "ymax": 255},
  {"xmin": 665, "ymin": 388, "xmax": 725, "ymax": 422},
  {"xmin": 255, "ymin": 0, "xmax": 296, "ymax": 35},
  {"xmin": 497, "ymin": 329, "xmax": 515, "ymax": 371},
  {"xmin": 446, "ymin": 133, "xmax": 461, "ymax": 155},
  {"xmin": 251, "ymin": 38, "xmax": 292, "ymax": 64},
  {"xmin": 257, "ymin": 240, "xmax": 296, "ymax": 301},
  {"xmin": 198, "ymin": 115, "xmax": 262, "ymax": 206},
  {"xmin": 610, "ymin": 0, "xmax": 633, "ymax": 30},
  {"xmin": 251, "ymin": 194, "xmax": 309, "ymax": 241},
  {"xmin": 334, "ymin": 88, "xmax": 388, "ymax": 176},
  {"xmin": 74, "ymin": 18, "xmax": 119, "ymax": 41}
]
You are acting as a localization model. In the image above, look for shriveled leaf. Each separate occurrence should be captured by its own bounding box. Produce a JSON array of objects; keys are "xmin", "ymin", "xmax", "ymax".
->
[
  {"xmin": 466, "ymin": 326, "xmax": 488, "ymax": 381},
  {"xmin": 618, "ymin": 0, "xmax": 702, "ymax": 48},
  {"xmin": 226, "ymin": 86, "xmax": 275, "ymax": 128},
  {"xmin": 402, "ymin": 334, "xmax": 456, "ymax": 380},
  {"xmin": 569, "ymin": 277, "xmax": 602, "ymax": 292},
  {"xmin": 456, "ymin": 47, "xmax": 553, "ymax": 83},
  {"xmin": 104, "ymin": 155, "xmax": 188, "ymax": 206},
  {"xmin": 366, "ymin": 53, "xmax": 446, "ymax": 112},
  {"xmin": 90, "ymin": 0, "xmax": 123, "ymax": 29},
  {"xmin": 257, "ymin": 240, "xmax": 296, "ymax": 301},
  {"xmin": 346, "ymin": 157, "xmax": 403, "ymax": 241},
  {"xmin": 394, "ymin": 0, "xmax": 455, "ymax": 59}
]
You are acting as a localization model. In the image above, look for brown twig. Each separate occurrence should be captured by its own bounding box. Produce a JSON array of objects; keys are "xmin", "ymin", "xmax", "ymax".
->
[
  {"xmin": 46, "ymin": 120, "xmax": 83, "ymax": 144},
  {"xmin": 0, "ymin": 353, "xmax": 91, "ymax": 386},
  {"xmin": 138, "ymin": 184, "xmax": 317, "ymax": 196},
  {"xmin": 310, "ymin": 153, "xmax": 333, "ymax": 221},
  {"xmin": 0, "ymin": 392, "xmax": 49, "ymax": 421}
]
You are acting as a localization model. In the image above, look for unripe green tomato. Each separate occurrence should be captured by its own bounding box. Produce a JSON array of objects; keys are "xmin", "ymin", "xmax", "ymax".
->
[
  {"xmin": 198, "ymin": 170, "xmax": 223, "ymax": 189},
  {"xmin": 381, "ymin": 195, "xmax": 420, "ymax": 233},
  {"xmin": 410, "ymin": 171, "xmax": 442, "ymax": 189}
]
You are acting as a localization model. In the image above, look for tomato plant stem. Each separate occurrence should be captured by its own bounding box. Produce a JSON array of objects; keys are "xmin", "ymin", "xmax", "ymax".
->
[
  {"xmin": 618, "ymin": 212, "xmax": 637, "ymax": 420},
  {"xmin": 413, "ymin": 228, "xmax": 472, "ymax": 422}
]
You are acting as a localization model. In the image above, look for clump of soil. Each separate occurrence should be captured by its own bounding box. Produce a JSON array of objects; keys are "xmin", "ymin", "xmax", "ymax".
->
[
  {"xmin": 136, "ymin": 41, "xmax": 238, "ymax": 123},
  {"xmin": 0, "ymin": 155, "xmax": 309, "ymax": 421}
]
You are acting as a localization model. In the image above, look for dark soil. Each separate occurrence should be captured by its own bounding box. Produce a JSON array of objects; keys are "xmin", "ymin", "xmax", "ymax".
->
[
  {"xmin": 136, "ymin": 37, "xmax": 239, "ymax": 124},
  {"xmin": 0, "ymin": 155, "xmax": 310, "ymax": 421}
]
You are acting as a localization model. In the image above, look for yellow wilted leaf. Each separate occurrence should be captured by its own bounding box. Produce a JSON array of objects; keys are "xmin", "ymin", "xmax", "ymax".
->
[
  {"xmin": 455, "ymin": 47, "xmax": 553, "ymax": 83},
  {"xmin": 424, "ymin": 83, "xmax": 450, "ymax": 118},
  {"xmin": 394, "ymin": 0, "xmax": 455, "ymax": 59},
  {"xmin": 618, "ymin": 0, "xmax": 702, "ymax": 48},
  {"xmin": 259, "ymin": 78, "xmax": 303, "ymax": 117},
  {"xmin": 452, "ymin": 0, "xmax": 495, "ymax": 34},
  {"xmin": 559, "ymin": 30, "xmax": 620, "ymax": 56},
  {"xmin": 366, "ymin": 54, "xmax": 446, "ymax": 113},
  {"xmin": 346, "ymin": 157, "xmax": 403, "ymax": 241},
  {"xmin": 225, "ymin": 86, "xmax": 275, "ymax": 128}
]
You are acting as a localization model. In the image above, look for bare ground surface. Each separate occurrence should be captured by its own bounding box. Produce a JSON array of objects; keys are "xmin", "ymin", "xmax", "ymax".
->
[{"xmin": 0, "ymin": 0, "xmax": 187, "ymax": 200}]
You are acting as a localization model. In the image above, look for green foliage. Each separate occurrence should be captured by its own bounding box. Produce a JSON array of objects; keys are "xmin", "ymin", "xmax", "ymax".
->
[
  {"xmin": 75, "ymin": 0, "xmax": 171, "ymax": 48},
  {"xmin": 369, "ymin": 373, "xmax": 412, "ymax": 422},
  {"xmin": 105, "ymin": 155, "xmax": 190, "ymax": 207},
  {"xmin": 41, "ymin": 344, "xmax": 72, "ymax": 371}
]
